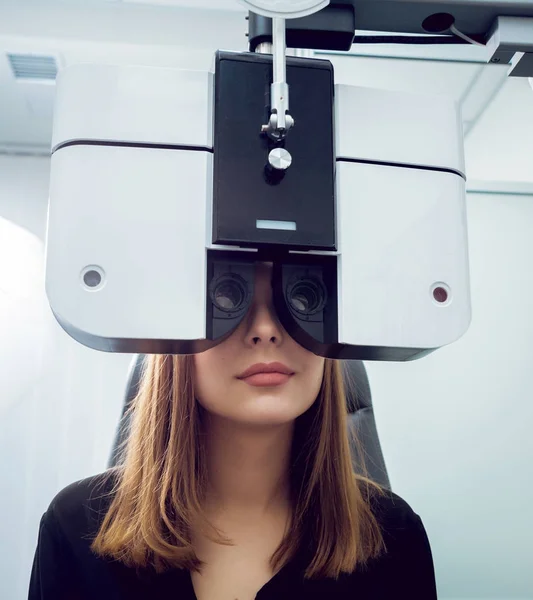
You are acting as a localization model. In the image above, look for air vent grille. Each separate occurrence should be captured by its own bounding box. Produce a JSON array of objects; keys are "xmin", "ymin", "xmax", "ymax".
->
[{"xmin": 7, "ymin": 53, "xmax": 58, "ymax": 81}]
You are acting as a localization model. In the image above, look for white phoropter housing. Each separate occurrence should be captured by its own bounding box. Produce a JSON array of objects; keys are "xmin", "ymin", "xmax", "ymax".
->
[
  {"xmin": 45, "ymin": 54, "xmax": 471, "ymax": 361},
  {"xmin": 45, "ymin": 1, "xmax": 533, "ymax": 361}
]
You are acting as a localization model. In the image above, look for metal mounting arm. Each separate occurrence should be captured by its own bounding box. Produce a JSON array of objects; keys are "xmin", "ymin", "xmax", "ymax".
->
[
  {"xmin": 248, "ymin": 1, "xmax": 533, "ymax": 77},
  {"xmin": 487, "ymin": 16, "xmax": 533, "ymax": 77},
  {"xmin": 261, "ymin": 17, "xmax": 294, "ymax": 142}
]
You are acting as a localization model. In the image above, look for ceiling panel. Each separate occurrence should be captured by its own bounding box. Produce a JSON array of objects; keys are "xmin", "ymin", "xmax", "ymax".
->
[
  {"xmin": 122, "ymin": 0, "xmax": 242, "ymax": 9},
  {"xmin": 464, "ymin": 77, "xmax": 533, "ymax": 182}
]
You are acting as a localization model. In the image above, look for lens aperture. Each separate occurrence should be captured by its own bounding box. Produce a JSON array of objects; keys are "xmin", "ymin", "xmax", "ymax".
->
[
  {"xmin": 287, "ymin": 278, "xmax": 327, "ymax": 315},
  {"xmin": 212, "ymin": 276, "xmax": 247, "ymax": 312}
]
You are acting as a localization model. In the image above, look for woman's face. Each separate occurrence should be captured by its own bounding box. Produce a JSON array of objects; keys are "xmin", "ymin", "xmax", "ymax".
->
[{"xmin": 194, "ymin": 262, "xmax": 326, "ymax": 427}]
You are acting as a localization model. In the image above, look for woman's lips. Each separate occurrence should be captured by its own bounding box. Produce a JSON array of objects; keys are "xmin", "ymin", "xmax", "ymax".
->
[{"xmin": 240, "ymin": 372, "xmax": 293, "ymax": 387}]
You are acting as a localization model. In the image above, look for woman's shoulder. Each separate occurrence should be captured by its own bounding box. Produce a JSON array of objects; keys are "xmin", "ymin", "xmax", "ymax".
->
[
  {"xmin": 43, "ymin": 468, "xmax": 121, "ymax": 541},
  {"xmin": 369, "ymin": 485, "xmax": 423, "ymax": 522},
  {"xmin": 30, "ymin": 469, "xmax": 131, "ymax": 599},
  {"xmin": 363, "ymin": 482, "xmax": 429, "ymax": 542},
  {"xmin": 353, "ymin": 484, "xmax": 437, "ymax": 596},
  {"xmin": 364, "ymin": 484, "xmax": 435, "ymax": 568}
]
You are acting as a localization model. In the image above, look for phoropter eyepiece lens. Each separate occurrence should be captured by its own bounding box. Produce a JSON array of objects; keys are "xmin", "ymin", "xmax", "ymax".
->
[
  {"xmin": 287, "ymin": 277, "xmax": 327, "ymax": 316},
  {"xmin": 211, "ymin": 275, "xmax": 247, "ymax": 313}
]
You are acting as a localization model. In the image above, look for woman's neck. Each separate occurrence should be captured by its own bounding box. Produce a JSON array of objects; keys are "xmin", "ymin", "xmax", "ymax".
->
[{"xmin": 202, "ymin": 414, "xmax": 294, "ymax": 519}]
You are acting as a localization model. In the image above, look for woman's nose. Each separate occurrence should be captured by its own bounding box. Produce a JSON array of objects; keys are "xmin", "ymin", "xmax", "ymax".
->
[{"xmin": 243, "ymin": 302, "xmax": 284, "ymax": 347}]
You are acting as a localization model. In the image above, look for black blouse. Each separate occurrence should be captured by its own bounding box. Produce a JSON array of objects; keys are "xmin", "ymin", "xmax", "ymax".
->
[{"xmin": 29, "ymin": 471, "xmax": 438, "ymax": 599}]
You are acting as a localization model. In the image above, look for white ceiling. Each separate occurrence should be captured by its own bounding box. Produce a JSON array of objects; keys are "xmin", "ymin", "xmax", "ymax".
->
[
  {"xmin": 122, "ymin": 0, "xmax": 242, "ymax": 8},
  {"xmin": 0, "ymin": 0, "xmax": 532, "ymax": 186}
]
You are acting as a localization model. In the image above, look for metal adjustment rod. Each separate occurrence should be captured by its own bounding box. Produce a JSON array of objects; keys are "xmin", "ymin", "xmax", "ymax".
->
[
  {"xmin": 261, "ymin": 16, "xmax": 294, "ymax": 142},
  {"xmin": 243, "ymin": 1, "xmax": 331, "ymax": 165}
]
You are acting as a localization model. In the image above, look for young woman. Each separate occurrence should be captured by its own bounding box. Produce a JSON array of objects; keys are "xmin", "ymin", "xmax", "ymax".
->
[{"xmin": 29, "ymin": 262, "xmax": 437, "ymax": 600}]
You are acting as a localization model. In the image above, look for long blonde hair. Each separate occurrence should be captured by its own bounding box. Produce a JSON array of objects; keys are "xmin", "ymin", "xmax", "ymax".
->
[{"xmin": 91, "ymin": 354, "xmax": 386, "ymax": 579}]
